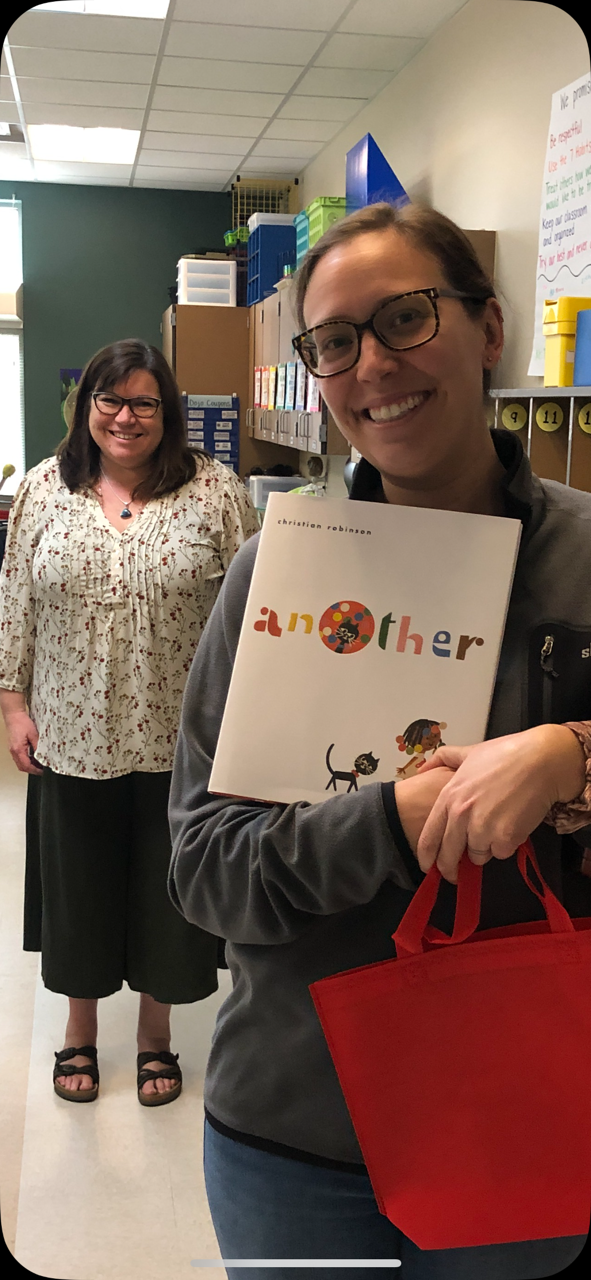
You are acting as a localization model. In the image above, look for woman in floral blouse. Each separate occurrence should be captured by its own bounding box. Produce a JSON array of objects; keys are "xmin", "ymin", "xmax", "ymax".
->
[{"xmin": 0, "ymin": 338, "xmax": 259, "ymax": 1106}]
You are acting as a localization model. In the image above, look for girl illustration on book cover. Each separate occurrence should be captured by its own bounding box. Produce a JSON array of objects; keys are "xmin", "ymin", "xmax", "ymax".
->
[{"xmin": 396, "ymin": 719, "xmax": 447, "ymax": 777}]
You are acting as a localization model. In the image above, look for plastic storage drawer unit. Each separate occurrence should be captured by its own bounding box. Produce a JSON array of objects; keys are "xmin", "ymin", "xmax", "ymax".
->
[
  {"xmin": 177, "ymin": 257, "xmax": 237, "ymax": 306},
  {"xmin": 306, "ymin": 197, "xmax": 347, "ymax": 248},
  {"xmin": 294, "ymin": 211, "xmax": 309, "ymax": 266},
  {"xmin": 247, "ymin": 225, "xmax": 296, "ymax": 306}
]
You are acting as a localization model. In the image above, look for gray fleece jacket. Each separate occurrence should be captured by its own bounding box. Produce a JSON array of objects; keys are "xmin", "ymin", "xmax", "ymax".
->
[{"xmin": 168, "ymin": 431, "xmax": 591, "ymax": 1167}]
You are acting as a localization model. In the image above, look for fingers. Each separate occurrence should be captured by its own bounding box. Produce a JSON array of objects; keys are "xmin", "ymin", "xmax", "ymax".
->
[
  {"xmin": 416, "ymin": 795, "xmax": 450, "ymax": 874},
  {"xmin": 11, "ymin": 747, "xmax": 43, "ymax": 775},
  {"xmin": 417, "ymin": 746, "xmax": 470, "ymax": 774}
]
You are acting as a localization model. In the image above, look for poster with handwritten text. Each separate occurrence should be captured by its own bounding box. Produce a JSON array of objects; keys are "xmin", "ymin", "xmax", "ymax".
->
[{"xmin": 529, "ymin": 73, "xmax": 591, "ymax": 376}]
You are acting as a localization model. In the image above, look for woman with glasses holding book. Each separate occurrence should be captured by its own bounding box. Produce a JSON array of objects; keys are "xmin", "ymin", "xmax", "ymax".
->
[
  {"xmin": 0, "ymin": 338, "xmax": 258, "ymax": 1106},
  {"xmin": 169, "ymin": 204, "xmax": 591, "ymax": 1276}
]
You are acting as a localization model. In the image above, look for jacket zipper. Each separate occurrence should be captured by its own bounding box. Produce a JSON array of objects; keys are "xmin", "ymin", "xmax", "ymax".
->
[{"xmin": 540, "ymin": 634, "xmax": 558, "ymax": 722}]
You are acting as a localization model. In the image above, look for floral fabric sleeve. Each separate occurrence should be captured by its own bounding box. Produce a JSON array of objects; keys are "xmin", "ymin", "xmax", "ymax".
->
[
  {"xmin": 545, "ymin": 722, "xmax": 591, "ymax": 877},
  {"xmin": 218, "ymin": 472, "xmax": 260, "ymax": 573},
  {"xmin": 0, "ymin": 472, "xmax": 39, "ymax": 695}
]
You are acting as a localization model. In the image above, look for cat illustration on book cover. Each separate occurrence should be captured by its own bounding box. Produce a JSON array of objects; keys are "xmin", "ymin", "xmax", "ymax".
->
[
  {"xmin": 396, "ymin": 718, "xmax": 447, "ymax": 777},
  {"xmin": 325, "ymin": 744, "xmax": 380, "ymax": 793}
]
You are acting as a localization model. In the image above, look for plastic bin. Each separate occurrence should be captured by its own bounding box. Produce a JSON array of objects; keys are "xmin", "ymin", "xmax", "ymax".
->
[
  {"xmin": 294, "ymin": 211, "xmax": 309, "ymax": 266},
  {"xmin": 177, "ymin": 257, "xmax": 236, "ymax": 306},
  {"xmin": 224, "ymin": 229, "xmax": 238, "ymax": 246},
  {"xmin": 247, "ymin": 224, "xmax": 296, "ymax": 306},
  {"xmin": 306, "ymin": 196, "xmax": 347, "ymax": 248},
  {"xmin": 247, "ymin": 212, "xmax": 295, "ymax": 233},
  {"xmin": 249, "ymin": 474, "xmax": 303, "ymax": 510}
]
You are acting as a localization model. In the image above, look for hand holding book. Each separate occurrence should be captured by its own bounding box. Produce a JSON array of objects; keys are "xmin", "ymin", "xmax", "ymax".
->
[{"xmin": 414, "ymin": 725, "xmax": 586, "ymax": 884}]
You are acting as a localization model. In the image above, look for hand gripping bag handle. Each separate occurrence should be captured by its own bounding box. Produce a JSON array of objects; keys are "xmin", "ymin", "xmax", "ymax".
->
[{"xmin": 393, "ymin": 839, "xmax": 574, "ymax": 958}]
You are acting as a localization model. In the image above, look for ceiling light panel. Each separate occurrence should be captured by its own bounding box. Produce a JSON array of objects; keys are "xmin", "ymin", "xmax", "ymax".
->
[
  {"xmin": 172, "ymin": 0, "xmax": 351, "ymax": 30},
  {"xmin": 12, "ymin": 11, "xmax": 163, "ymax": 55},
  {"xmin": 164, "ymin": 22, "xmax": 324, "ymax": 66},
  {"xmin": 317, "ymin": 33, "xmax": 423, "ymax": 71},
  {"xmin": 340, "ymin": 0, "xmax": 468, "ymax": 39},
  {"xmin": 28, "ymin": 123, "xmax": 140, "ymax": 162},
  {"xmin": 158, "ymin": 57, "xmax": 303, "ymax": 95},
  {"xmin": 10, "ymin": 46, "xmax": 156, "ymax": 84}
]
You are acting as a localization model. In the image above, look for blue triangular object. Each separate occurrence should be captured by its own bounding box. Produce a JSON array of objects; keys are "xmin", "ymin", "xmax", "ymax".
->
[{"xmin": 346, "ymin": 134, "xmax": 410, "ymax": 215}]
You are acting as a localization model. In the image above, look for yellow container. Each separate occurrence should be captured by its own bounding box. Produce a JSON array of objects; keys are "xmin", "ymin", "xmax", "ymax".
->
[
  {"xmin": 544, "ymin": 332, "xmax": 576, "ymax": 386},
  {"xmin": 543, "ymin": 296, "xmax": 591, "ymax": 326}
]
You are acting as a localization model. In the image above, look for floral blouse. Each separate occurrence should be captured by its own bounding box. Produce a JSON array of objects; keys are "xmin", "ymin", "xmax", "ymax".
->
[{"xmin": 0, "ymin": 456, "xmax": 259, "ymax": 779}]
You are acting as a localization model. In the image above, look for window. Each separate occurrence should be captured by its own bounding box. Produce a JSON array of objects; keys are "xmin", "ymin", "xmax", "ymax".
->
[{"xmin": 0, "ymin": 199, "xmax": 25, "ymax": 495}]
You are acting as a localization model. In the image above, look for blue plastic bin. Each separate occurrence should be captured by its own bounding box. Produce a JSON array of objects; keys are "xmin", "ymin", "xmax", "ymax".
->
[
  {"xmin": 294, "ymin": 211, "xmax": 309, "ymax": 266},
  {"xmin": 574, "ymin": 308, "xmax": 591, "ymax": 386},
  {"xmin": 247, "ymin": 224, "xmax": 296, "ymax": 306}
]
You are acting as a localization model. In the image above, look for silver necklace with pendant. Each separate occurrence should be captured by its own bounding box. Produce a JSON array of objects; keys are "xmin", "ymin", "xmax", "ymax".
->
[{"xmin": 99, "ymin": 469, "xmax": 137, "ymax": 519}]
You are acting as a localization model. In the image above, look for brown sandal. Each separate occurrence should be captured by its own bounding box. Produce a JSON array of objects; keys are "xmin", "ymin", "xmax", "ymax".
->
[
  {"xmin": 53, "ymin": 1045, "xmax": 99, "ymax": 1103},
  {"xmin": 137, "ymin": 1050, "xmax": 182, "ymax": 1107}
]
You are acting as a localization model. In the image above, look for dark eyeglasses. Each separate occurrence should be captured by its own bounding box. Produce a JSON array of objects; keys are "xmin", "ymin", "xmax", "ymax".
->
[
  {"xmin": 91, "ymin": 392, "xmax": 162, "ymax": 419},
  {"xmin": 293, "ymin": 288, "xmax": 483, "ymax": 378}
]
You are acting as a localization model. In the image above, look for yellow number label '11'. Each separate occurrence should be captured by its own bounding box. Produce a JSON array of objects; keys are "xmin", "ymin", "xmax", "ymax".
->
[
  {"xmin": 578, "ymin": 403, "xmax": 591, "ymax": 434},
  {"xmin": 536, "ymin": 402, "xmax": 564, "ymax": 432}
]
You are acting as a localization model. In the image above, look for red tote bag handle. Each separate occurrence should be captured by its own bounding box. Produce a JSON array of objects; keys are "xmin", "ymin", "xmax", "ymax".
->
[{"xmin": 393, "ymin": 839, "xmax": 574, "ymax": 958}]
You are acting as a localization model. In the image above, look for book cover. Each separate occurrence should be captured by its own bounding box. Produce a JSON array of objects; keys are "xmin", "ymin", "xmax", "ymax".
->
[{"xmin": 209, "ymin": 494, "xmax": 521, "ymax": 806}]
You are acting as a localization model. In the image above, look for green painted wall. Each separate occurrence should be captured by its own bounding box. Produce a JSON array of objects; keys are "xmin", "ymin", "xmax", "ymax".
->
[{"xmin": 0, "ymin": 180, "xmax": 231, "ymax": 468}]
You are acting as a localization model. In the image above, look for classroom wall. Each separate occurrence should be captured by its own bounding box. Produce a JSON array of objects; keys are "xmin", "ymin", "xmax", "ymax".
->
[
  {"xmin": 0, "ymin": 180, "xmax": 230, "ymax": 467},
  {"xmin": 299, "ymin": 0, "xmax": 589, "ymax": 390}
]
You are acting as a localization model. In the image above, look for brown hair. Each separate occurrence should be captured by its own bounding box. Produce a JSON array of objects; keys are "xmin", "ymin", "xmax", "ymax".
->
[
  {"xmin": 57, "ymin": 338, "xmax": 199, "ymax": 501},
  {"xmin": 293, "ymin": 202, "xmax": 498, "ymax": 393}
]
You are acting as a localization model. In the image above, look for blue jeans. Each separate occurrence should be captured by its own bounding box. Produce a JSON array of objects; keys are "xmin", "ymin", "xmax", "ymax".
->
[{"xmin": 203, "ymin": 1119, "xmax": 585, "ymax": 1280}]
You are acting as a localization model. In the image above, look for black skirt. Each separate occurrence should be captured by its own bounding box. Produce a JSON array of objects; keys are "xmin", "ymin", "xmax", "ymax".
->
[{"xmin": 25, "ymin": 767, "xmax": 220, "ymax": 1003}]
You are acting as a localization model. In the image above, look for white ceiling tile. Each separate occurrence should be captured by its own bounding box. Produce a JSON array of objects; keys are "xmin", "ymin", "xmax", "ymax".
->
[
  {"xmin": 165, "ymin": 21, "xmax": 324, "ymax": 66},
  {"xmin": 0, "ymin": 103, "xmax": 21, "ymax": 124},
  {"xmin": 0, "ymin": 73, "xmax": 15, "ymax": 102},
  {"xmin": 158, "ymin": 56, "xmax": 302, "ymax": 94},
  {"xmin": 264, "ymin": 117, "xmax": 341, "ymax": 142},
  {"xmin": 172, "ymin": 0, "xmax": 350, "ymax": 30},
  {"xmin": 33, "ymin": 160, "xmax": 134, "ymax": 179},
  {"xmin": 317, "ymin": 33, "xmax": 423, "ymax": 71},
  {"xmin": 143, "ymin": 131, "xmax": 257, "ymax": 153},
  {"xmin": 138, "ymin": 148, "xmax": 245, "ymax": 169},
  {"xmin": 134, "ymin": 164, "xmax": 233, "ymax": 182},
  {"xmin": 22, "ymin": 102, "xmax": 145, "ymax": 128},
  {"xmin": 147, "ymin": 108, "xmax": 268, "ymax": 136},
  {"xmin": 16, "ymin": 77, "xmax": 148, "ymax": 108},
  {"xmin": 295, "ymin": 67, "xmax": 391, "ymax": 97},
  {"xmin": 1, "ymin": 55, "xmax": 10, "ymax": 79},
  {"xmin": 250, "ymin": 138, "xmax": 321, "ymax": 160},
  {"xmin": 341, "ymin": 0, "xmax": 468, "ymax": 39},
  {"xmin": 238, "ymin": 155, "xmax": 305, "ymax": 174},
  {"xmin": 8, "ymin": 10, "xmax": 163, "ymax": 54},
  {"xmin": 151, "ymin": 86, "xmax": 282, "ymax": 116},
  {"xmin": 134, "ymin": 176, "xmax": 226, "ymax": 190},
  {"xmin": 11, "ymin": 46, "xmax": 156, "ymax": 84},
  {"xmin": 0, "ymin": 155, "xmax": 34, "ymax": 179},
  {"xmin": 0, "ymin": 140, "xmax": 27, "ymax": 159},
  {"xmin": 277, "ymin": 95, "xmax": 366, "ymax": 122}
]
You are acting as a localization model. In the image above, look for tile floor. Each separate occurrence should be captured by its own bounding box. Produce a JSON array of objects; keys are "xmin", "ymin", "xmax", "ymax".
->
[{"xmin": 0, "ymin": 722, "xmax": 230, "ymax": 1276}]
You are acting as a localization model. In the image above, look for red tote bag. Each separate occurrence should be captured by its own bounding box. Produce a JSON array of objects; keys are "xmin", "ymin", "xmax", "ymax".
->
[{"xmin": 309, "ymin": 842, "xmax": 591, "ymax": 1250}]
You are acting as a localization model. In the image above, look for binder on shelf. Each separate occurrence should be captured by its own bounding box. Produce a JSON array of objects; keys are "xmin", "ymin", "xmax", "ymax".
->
[
  {"xmin": 209, "ymin": 493, "xmax": 521, "ymax": 805},
  {"xmin": 285, "ymin": 362, "xmax": 296, "ymax": 411},
  {"xmin": 295, "ymin": 360, "xmax": 307, "ymax": 411}
]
